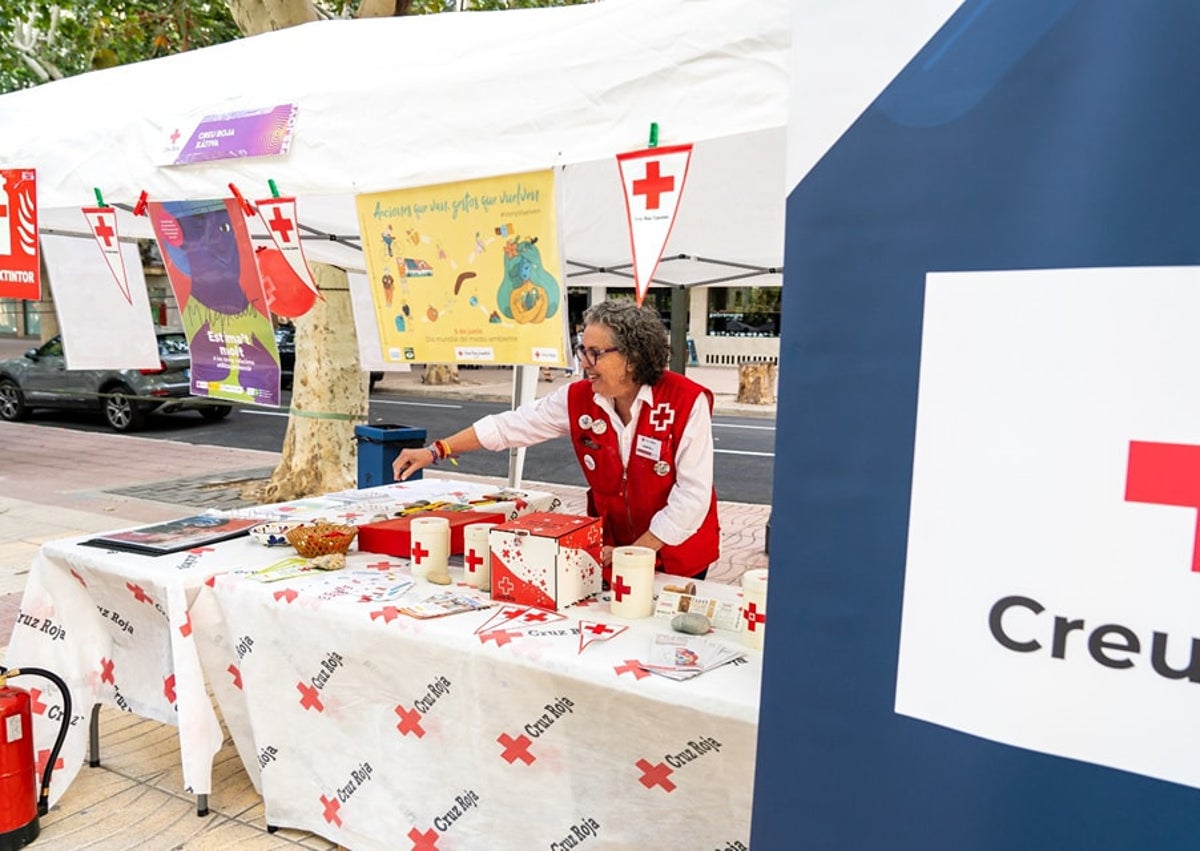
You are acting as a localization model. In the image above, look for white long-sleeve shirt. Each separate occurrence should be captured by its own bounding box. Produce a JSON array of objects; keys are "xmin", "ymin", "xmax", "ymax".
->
[{"xmin": 473, "ymin": 383, "xmax": 715, "ymax": 546}]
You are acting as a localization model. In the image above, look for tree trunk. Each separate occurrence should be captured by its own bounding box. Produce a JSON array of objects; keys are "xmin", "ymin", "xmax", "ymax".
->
[
  {"xmin": 422, "ymin": 364, "xmax": 460, "ymax": 385},
  {"xmin": 736, "ymin": 362, "xmax": 777, "ymax": 405},
  {"xmin": 225, "ymin": 0, "xmax": 319, "ymax": 35},
  {"xmin": 253, "ymin": 263, "xmax": 368, "ymax": 503}
]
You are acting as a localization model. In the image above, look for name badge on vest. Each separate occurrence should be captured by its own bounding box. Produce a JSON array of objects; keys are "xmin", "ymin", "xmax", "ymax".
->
[{"xmin": 635, "ymin": 435, "xmax": 663, "ymax": 462}]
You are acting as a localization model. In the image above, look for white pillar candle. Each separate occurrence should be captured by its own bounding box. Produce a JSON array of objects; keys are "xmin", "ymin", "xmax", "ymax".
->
[
  {"xmin": 409, "ymin": 516, "xmax": 450, "ymax": 581},
  {"xmin": 609, "ymin": 546, "xmax": 656, "ymax": 619},
  {"xmin": 462, "ymin": 522, "xmax": 497, "ymax": 591},
  {"xmin": 740, "ymin": 568, "xmax": 769, "ymax": 650}
]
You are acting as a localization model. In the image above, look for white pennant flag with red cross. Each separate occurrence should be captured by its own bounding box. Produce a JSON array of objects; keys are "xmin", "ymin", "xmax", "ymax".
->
[
  {"xmin": 254, "ymin": 196, "xmax": 321, "ymax": 316},
  {"xmin": 81, "ymin": 206, "xmax": 132, "ymax": 304},
  {"xmin": 577, "ymin": 620, "xmax": 628, "ymax": 654},
  {"xmin": 616, "ymin": 143, "xmax": 693, "ymax": 306}
]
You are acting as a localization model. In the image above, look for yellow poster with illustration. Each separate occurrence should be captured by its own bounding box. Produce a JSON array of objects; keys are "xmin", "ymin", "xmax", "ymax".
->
[{"xmin": 355, "ymin": 170, "xmax": 568, "ymax": 366}]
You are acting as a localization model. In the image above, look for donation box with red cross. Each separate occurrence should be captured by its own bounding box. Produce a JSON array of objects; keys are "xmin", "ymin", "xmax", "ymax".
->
[
  {"xmin": 489, "ymin": 513, "xmax": 602, "ymax": 610},
  {"xmin": 357, "ymin": 510, "xmax": 507, "ymax": 558}
]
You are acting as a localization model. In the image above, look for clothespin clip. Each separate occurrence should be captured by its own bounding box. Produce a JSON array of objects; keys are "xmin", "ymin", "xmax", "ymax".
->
[
  {"xmin": 648, "ymin": 122, "xmax": 659, "ymax": 149},
  {"xmin": 93, "ymin": 187, "xmax": 108, "ymax": 209},
  {"xmin": 267, "ymin": 179, "xmax": 280, "ymax": 199},
  {"xmin": 132, "ymin": 190, "xmax": 149, "ymax": 217},
  {"xmin": 228, "ymin": 182, "xmax": 256, "ymax": 216}
]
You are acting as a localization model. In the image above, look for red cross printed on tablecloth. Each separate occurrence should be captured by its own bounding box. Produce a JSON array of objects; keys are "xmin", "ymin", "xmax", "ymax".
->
[
  {"xmin": 92, "ymin": 215, "xmax": 115, "ymax": 247},
  {"xmin": 126, "ymin": 582, "xmax": 152, "ymax": 604},
  {"xmin": 365, "ymin": 560, "xmax": 394, "ymax": 572},
  {"xmin": 632, "ymin": 160, "xmax": 675, "ymax": 210},
  {"xmin": 100, "ymin": 657, "xmax": 115, "ymax": 685},
  {"xmin": 274, "ymin": 588, "xmax": 299, "ymax": 604},
  {"xmin": 649, "ymin": 402, "xmax": 676, "ymax": 432},
  {"xmin": 70, "ymin": 568, "xmax": 87, "ymax": 587},
  {"xmin": 178, "ymin": 613, "xmax": 192, "ymax": 638},
  {"xmin": 297, "ymin": 682, "xmax": 324, "ymax": 712},
  {"xmin": 743, "ymin": 602, "xmax": 766, "ymax": 632},
  {"xmin": 464, "ymin": 549, "xmax": 484, "ymax": 574},
  {"xmin": 268, "ymin": 206, "xmax": 295, "ymax": 243},
  {"xmin": 395, "ymin": 705, "xmax": 426, "ymax": 738},
  {"xmin": 408, "ymin": 827, "xmax": 440, "ymax": 850},
  {"xmin": 479, "ymin": 629, "xmax": 518, "ymax": 647},
  {"xmin": 204, "ymin": 576, "xmax": 217, "ymax": 588},
  {"xmin": 227, "ymin": 665, "xmax": 242, "ymax": 689},
  {"xmin": 636, "ymin": 758, "xmax": 677, "ymax": 792},
  {"xmin": 586, "ymin": 623, "xmax": 614, "ymax": 636},
  {"xmin": 36, "ymin": 749, "xmax": 64, "ymax": 776},
  {"xmin": 188, "ymin": 546, "xmax": 214, "ymax": 555},
  {"xmin": 163, "ymin": 674, "xmax": 176, "ymax": 704},
  {"xmin": 320, "ymin": 793, "xmax": 342, "ymax": 826},
  {"xmin": 497, "ymin": 732, "xmax": 535, "ymax": 765},
  {"xmin": 170, "ymin": 128, "xmax": 181, "ymax": 144},
  {"xmin": 614, "ymin": 660, "xmax": 650, "ymax": 680},
  {"xmin": 612, "ymin": 575, "xmax": 631, "ymax": 602},
  {"xmin": 371, "ymin": 606, "xmax": 401, "ymax": 623},
  {"xmin": 28, "ymin": 688, "xmax": 46, "ymax": 715},
  {"xmin": 411, "ymin": 541, "xmax": 429, "ymax": 564}
]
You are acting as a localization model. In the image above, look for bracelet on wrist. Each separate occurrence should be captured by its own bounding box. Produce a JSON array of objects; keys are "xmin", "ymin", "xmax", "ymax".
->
[{"xmin": 425, "ymin": 446, "xmax": 440, "ymax": 465}]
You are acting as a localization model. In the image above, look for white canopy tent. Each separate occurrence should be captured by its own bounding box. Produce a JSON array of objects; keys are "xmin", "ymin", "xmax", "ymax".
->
[
  {"xmin": 1, "ymin": 0, "xmax": 788, "ymax": 287},
  {"xmin": 1, "ymin": 0, "xmax": 789, "ymax": 483}
]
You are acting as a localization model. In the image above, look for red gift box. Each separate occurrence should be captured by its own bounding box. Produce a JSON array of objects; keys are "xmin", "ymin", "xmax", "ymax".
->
[
  {"xmin": 489, "ymin": 512, "xmax": 602, "ymax": 610},
  {"xmin": 357, "ymin": 510, "xmax": 507, "ymax": 558}
]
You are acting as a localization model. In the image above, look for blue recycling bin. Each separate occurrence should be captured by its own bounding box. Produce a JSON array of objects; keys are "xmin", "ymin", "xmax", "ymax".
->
[{"xmin": 354, "ymin": 423, "xmax": 427, "ymax": 488}]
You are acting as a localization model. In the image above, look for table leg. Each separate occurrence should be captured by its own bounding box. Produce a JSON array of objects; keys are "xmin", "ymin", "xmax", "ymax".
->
[
  {"xmin": 88, "ymin": 704, "xmax": 101, "ymax": 767},
  {"xmin": 196, "ymin": 794, "xmax": 208, "ymax": 817}
]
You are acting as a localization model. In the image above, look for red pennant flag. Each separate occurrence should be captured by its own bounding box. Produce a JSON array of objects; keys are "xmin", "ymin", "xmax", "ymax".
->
[
  {"xmin": 577, "ymin": 620, "xmax": 628, "ymax": 654},
  {"xmin": 81, "ymin": 206, "xmax": 132, "ymax": 304},
  {"xmin": 616, "ymin": 144, "xmax": 693, "ymax": 306},
  {"xmin": 255, "ymin": 196, "xmax": 320, "ymax": 317}
]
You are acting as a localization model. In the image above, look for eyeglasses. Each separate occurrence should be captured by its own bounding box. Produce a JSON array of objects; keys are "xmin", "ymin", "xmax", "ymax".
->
[{"xmin": 574, "ymin": 344, "xmax": 621, "ymax": 366}]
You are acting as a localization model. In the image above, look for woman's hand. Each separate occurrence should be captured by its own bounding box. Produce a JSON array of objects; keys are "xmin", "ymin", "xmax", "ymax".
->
[
  {"xmin": 393, "ymin": 447, "xmax": 434, "ymax": 482},
  {"xmin": 600, "ymin": 545, "xmax": 613, "ymax": 567}
]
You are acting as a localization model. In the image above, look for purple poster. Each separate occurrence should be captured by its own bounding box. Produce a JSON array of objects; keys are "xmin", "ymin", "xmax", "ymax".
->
[{"xmin": 169, "ymin": 104, "xmax": 297, "ymax": 165}]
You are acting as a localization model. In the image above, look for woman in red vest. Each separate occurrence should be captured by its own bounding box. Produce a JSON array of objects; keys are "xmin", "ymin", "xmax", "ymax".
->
[{"xmin": 392, "ymin": 299, "xmax": 720, "ymax": 579}]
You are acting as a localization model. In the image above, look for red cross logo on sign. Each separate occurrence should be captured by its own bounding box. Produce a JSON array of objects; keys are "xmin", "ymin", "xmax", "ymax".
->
[
  {"xmin": 612, "ymin": 574, "xmax": 632, "ymax": 602},
  {"xmin": 411, "ymin": 541, "xmax": 430, "ymax": 564},
  {"xmin": 743, "ymin": 602, "xmax": 766, "ymax": 632},
  {"xmin": 632, "ymin": 160, "xmax": 675, "ymax": 210},
  {"xmin": 465, "ymin": 549, "xmax": 485, "ymax": 574},
  {"xmin": 497, "ymin": 576, "xmax": 515, "ymax": 597},
  {"xmin": 1125, "ymin": 440, "xmax": 1200, "ymax": 572},
  {"xmin": 648, "ymin": 402, "xmax": 675, "ymax": 432}
]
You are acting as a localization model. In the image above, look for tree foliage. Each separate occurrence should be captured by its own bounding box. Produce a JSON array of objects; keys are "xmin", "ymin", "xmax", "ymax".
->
[{"xmin": 0, "ymin": 0, "xmax": 593, "ymax": 93}]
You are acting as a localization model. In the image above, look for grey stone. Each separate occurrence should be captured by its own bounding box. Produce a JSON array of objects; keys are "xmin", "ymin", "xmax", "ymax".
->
[{"xmin": 671, "ymin": 612, "xmax": 711, "ymax": 635}]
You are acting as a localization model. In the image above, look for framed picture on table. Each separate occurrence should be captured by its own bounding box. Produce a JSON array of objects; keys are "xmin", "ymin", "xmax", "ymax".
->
[{"xmin": 81, "ymin": 514, "xmax": 259, "ymax": 556}]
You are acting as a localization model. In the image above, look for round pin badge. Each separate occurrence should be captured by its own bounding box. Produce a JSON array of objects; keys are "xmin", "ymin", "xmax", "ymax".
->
[
  {"xmin": 583, "ymin": 455, "xmax": 596, "ymax": 471},
  {"xmin": 592, "ymin": 419, "xmax": 608, "ymax": 435},
  {"xmin": 654, "ymin": 460, "xmax": 671, "ymax": 476},
  {"xmin": 578, "ymin": 414, "xmax": 592, "ymax": 430}
]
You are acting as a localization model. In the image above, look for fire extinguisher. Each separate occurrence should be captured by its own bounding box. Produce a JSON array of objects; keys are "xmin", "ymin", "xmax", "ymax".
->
[{"xmin": 0, "ymin": 667, "xmax": 71, "ymax": 851}]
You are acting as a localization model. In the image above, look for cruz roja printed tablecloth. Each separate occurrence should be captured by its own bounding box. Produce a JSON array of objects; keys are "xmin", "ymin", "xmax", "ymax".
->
[
  {"xmin": 2, "ymin": 478, "xmax": 559, "ymax": 806},
  {"xmin": 189, "ymin": 563, "xmax": 761, "ymax": 850}
]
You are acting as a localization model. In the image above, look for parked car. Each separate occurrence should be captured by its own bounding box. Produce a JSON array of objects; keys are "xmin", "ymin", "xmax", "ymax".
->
[
  {"xmin": 274, "ymin": 325, "xmax": 383, "ymax": 391},
  {"xmin": 0, "ymin": 331, "xmax": 233, "ymax": 432}
]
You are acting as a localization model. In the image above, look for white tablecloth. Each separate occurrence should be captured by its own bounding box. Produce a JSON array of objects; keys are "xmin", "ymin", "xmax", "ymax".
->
[
  {"xmin": 4, "ymin": 479, "xmax": 559, "ymax": 804},
  {"xmin": 191, "ymin": 562, "xmax": 761, "ymax": 850}
]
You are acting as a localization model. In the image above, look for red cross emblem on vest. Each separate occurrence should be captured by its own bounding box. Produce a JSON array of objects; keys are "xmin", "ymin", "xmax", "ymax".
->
[{"xmin": 648, "ymin": 402, "xmax": 675, "ymax": 432}]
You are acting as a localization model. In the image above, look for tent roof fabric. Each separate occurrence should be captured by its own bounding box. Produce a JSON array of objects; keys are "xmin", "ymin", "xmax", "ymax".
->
[{"xmin": 3, "ymin": 0, "xmax": 789, "ymax": 280}]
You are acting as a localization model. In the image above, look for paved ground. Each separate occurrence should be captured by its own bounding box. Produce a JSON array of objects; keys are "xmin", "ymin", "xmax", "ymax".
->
[{"xmin": 0, "ymin": 336, "xmax": 773, "ymax": 848}]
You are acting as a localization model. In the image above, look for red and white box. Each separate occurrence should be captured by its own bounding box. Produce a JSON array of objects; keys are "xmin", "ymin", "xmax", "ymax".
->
[
  {"xmin": 357, "ymin": 510, "xmax": 507, "ymax": 558},
  {"xmin": 489, "ymin": 513, "xmax": 602, "ymax": 610}
]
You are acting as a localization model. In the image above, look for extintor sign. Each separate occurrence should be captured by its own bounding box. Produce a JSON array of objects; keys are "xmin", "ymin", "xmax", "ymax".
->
[{"xmin": 0, "ymin": 169, "xmax": 39, "ymax": 300}]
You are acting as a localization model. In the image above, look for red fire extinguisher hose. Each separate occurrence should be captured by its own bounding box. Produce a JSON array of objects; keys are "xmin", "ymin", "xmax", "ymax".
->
[{"xmin": 0, "ymin": 667, "xmax": 71, "ymax": 817}]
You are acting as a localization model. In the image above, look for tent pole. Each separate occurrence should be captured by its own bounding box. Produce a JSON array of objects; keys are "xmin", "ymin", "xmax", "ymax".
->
[
  {"xmin": 507, "ymin": 365, "xmax": 539, "ymax": 488},
  {"xmin": 669, "ymin": 284, "xmax": 688, "ymax": 375}
]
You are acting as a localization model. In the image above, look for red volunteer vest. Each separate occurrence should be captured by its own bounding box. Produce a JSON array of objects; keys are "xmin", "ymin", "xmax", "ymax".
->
[{"xmin": 567, "ymin": 371, "xmax": 720, "ymax": 577}]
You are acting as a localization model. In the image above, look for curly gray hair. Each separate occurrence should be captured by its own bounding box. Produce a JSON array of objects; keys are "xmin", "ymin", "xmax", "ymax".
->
[{"xmin": 582, "ymin": 299, "xmax": 670, "ymax": 386}]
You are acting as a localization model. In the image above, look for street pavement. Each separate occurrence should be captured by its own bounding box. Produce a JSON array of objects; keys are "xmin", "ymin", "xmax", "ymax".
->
[{"xmin": 0, "ymin": 334, "xmax": 773, "ymax": 849}]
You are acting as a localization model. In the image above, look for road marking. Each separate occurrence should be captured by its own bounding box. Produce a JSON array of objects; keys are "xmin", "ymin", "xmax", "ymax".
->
[
  {"xmin": 715, "ymin": 448, "xmax": 774, "ymax": 458},
  {"xmin": 713, "ymin": 422, "xmax": 775, "ymax": 431},
  {"xmin": 372, "ymin": 399, "xmax": 465, "ymax": 410},
  {"xmin": 240, "ymin": 409, "xmax": 289, "ymax": 418}
]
